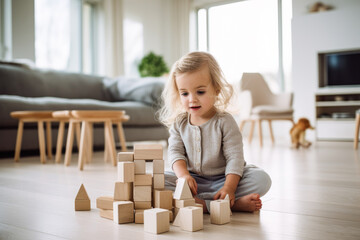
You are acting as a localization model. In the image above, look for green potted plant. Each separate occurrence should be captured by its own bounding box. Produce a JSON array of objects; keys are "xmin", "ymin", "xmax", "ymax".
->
[{"xmin": 138, "ymin": 52, "xmax": 169, "ymax": 77}]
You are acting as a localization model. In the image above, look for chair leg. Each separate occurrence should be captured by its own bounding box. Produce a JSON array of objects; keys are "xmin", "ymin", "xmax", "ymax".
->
[
  {"xmin": 354, "ymin": 114, "xmax": 360, "ymax": 149},
  {"xmin": 46, "ymin": 121, "xmax": 52, "ymax": 160},
  {"xmin": 239, "ymin": 120, "xmax": 246, "ymax": 132},
  {"xmin": 55, "ymin": 121, "xmax": 65, "ymax": 163},
  {"xmin": 78, "ymin": 121, "xmax": 88, "ymax": 170},
  {"xmin": 64, "ymin": 120, "xmax": 75, "ymax": 166},
  {"xmin": 116, "ymin": 121, "xmax": 128, "ymax": 151},
  {"xmin": 268, "ymin": 120, "xmax": 275, "ymax": 144},
  {"xmin": 38, "ymin": 121, "xmax": 46, "ymax": 164},
  {"xmin": 257, "ymin": 119, "xmax": 263, "ymax": 147},
  {"xmin": 248, "ymin": 120, "xmax": 255, "ymax": 143},
  {"xmin": 105, "ymin": 120, "xmax": 117, "ymax": 166},
  {"xmin": 14, "ymin": 120, "xmax": 24, "ymax": 162}
]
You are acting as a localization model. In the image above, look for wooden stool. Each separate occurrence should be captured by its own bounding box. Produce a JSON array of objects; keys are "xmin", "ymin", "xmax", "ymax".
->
[
  {"xmin": 64, "ymin": 110, "xmax": 129, "ymax": 170},
  {"xmin": 354, "ymin": 109, "xmax": 360, "ymax": 149},
  {"xmin": 10, "ymin": 111, "xmax": 54, "ymax": 163},
  {"xmin": 52, "ymin": 111, "xmax": 83, "ymax": 163}
]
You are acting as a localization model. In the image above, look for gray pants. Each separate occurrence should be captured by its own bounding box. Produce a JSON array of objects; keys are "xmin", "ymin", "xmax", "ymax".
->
[{"xmin": 165, "ymin": 164, "xmax": 272, "ymax": 211}]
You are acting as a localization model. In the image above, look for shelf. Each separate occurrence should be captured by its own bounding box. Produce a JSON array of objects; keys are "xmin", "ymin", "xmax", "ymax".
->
[
  {"xmin": 317, "ymin": 118, "xmax": 354, "ymax": 121},
  {"xmin": 316, "ymin": 101, "xmax": 360, "ymax": 107}
]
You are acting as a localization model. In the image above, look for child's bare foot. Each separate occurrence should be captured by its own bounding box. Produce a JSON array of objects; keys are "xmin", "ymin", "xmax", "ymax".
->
[
  {"xmin": 232, "ymin": 193, "xmax": 262, "ymax": 212},
  {"xmin": 194, "ymin": 196, "xmax": 208, "ymax": 213}
]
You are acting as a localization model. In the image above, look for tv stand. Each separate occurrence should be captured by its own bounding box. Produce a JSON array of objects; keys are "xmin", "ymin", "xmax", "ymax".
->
[{"xmin": 315, "ymin": 88, "xmax": 360, "ymax": 140}]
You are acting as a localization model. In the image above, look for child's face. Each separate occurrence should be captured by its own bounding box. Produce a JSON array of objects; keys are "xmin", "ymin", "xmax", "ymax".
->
[{"xmin": 176, "ymin": 66, "xmax": 218, "ymax": 125}]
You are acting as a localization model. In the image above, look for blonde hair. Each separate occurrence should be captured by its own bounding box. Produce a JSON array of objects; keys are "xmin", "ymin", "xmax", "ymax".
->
[{"xmin": 158, "ymin": 51, "xmax": 233, "ymax": 128}]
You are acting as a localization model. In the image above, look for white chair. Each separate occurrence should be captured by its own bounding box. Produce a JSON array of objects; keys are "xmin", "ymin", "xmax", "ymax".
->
[{"xmin": 238, "ymin": 73, "xmax": 294, "ymax": 147}]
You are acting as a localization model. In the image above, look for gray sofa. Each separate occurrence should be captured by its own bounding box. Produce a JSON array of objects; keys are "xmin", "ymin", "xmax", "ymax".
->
[{"xmin": 0, "ymin": 62, "xmax": 169, "ymax": 156}]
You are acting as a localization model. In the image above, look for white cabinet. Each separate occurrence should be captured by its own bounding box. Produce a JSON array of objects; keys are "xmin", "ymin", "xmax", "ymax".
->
[{"xmin": 315, "ymin": 88, "xmax": 360, "ymax": 141}]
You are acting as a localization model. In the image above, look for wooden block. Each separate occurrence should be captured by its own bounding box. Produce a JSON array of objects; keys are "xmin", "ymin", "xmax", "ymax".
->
[
  {"xmin": 117, "ymin": 162, "xmax": 134, "ymax": 182},
  {"xmin": 144, "ymin": 208, "xmax": 170, "ymax": 234},
  {"xmin": 117, "ymin": 152, "xmax": 134, "ymax": 162},
  {"xmin": 174, "ymin": 207, "xmax": 180, "ymax": 219},
  {"xmin": 134, "ymin": 144, "xmax": 163, "ymax": 160},
  {"xmin": 133, "ymin": 186, "xmax": 152, "ymax": 202},
  {"xmin": 180, "ymin": 206, "xmax": 203, "ymax": 232},
  {"xmin": 135, "ymin": 209, "xmax": 144, "ymax": 224},
  {"xmin": 210, "ymin": 200, "xmax": 230, "ymax": 225},
  {"xmin": 96, "ymin": 196, "xmax": 114, "ymax": 210},
  {"xmin": 114, "ymin": 182, "xmax": 133, "ymax": 201},
  {"xmin": 113, "ymin": 201, "xmax": 134, "ymax": 224},
  {"xmin": 169, "ymin": 210, "xmax": 174, "ymax": 222},
  {"xmin": 173, "ymin": 178, "xmax": 193, "ymax": 200},
  {"xmin": 153, "ymin": 173, "xmax": 164, "ymax": 189},
  {"xmin": 195, "ymin": 203, "xmax": 204, "ymax": 209},
  {"xmin": 153, "ymin": 190, "xmax": 173, "ymax": 210},
  {"xmin": 75, "ymin": 184, "xmax": 91, "ymax": 211},
  {"xmin": 134, "ymin": 201, "xmax": 152, "ymax": 209},
  {"xmin": 134, "ymin": 160, "xmax": 146, "ymax": 174},
  {"xmin": 175, "ymin": 198, "xmax": 195, "ymax": 208},
  {"xmin": 152, "ymin": 160, "xmax": 164, "ymax": 174},
  {"xmin": 224, "ymin": 194, "xmax": 233, "ymax": 215},
  {"xmin": 134, "ymin": 174, "xmax": 152, "ymax": 186},
  {"xmin": 100, "ymin": 209, "xmax": 113, "ymax": 220},
  {"xmin": 172, "ymin": 208, "xmax": 182, "ymax": 227}
]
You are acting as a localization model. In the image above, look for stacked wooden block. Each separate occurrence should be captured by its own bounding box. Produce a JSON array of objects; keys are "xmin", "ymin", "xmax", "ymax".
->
[
  {"xmin": 172, "ymin": 178, "xmax": 204, "ymax": 232},
  {"xmin": 95, "ymin": 144, "xmax": 174, "ymax": 233}
]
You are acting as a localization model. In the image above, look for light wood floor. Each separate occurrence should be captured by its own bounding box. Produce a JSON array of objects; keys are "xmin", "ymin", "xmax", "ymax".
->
[{"xmin": 0, "ymin": 140, "xmax": 359, "ymax": 240}]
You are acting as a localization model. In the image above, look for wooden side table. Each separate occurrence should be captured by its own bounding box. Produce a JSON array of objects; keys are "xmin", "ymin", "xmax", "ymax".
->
[
  {"xmin": 10, "ymin": 111, "xmax": 54, "ymax": 163},
  {"xmin": 64, "ymin": 110, "xmax": 129, "ymax": 170}
]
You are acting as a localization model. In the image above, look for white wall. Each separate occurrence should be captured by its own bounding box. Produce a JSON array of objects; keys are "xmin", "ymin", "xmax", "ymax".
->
[{"xmin": 292, "ymin": 0, "xmax": 360, "ymax": 140}]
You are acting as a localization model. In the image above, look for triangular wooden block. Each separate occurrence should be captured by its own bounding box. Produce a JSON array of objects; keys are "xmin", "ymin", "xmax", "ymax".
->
[
  {"xmin": 224, "ymin": 194, "xmax": 232, "ymax": 216},
  {"xmin": 172, "ymin": 208, "xmax": 183, "ymax": 227},
  {"xmin": 76, "ymin": 184, "xmax": 90, "ymax": 200},
  {"xmin": 173, "ymin": 178, "xmax": 192, "ymax": 200}
]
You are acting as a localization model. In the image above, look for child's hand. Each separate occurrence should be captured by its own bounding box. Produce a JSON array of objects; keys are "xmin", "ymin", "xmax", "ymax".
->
[
  {"xmin": 177, "ymin": 175, "xmax": 198, "ymax": 196},
  {"xmin": 213, "ymin": 186, "xmax": 235, "ymax": 207}
]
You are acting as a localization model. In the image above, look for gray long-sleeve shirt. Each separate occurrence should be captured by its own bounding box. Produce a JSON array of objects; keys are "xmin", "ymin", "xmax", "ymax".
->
[{"xmin": 168, "ymin": 111, "xmax": 246, "ymax": 177}]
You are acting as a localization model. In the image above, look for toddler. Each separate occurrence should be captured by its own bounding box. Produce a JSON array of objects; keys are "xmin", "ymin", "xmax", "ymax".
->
[{"xmin": 159, "ymin": 51, "xmax": 271, "ymax": 212}]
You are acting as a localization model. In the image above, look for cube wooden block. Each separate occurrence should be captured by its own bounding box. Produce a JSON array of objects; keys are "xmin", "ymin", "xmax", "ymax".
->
[
  {"xmin": 175, "ymin": 198, "xmax": 195, "ymax": 208},
  {"xmin": 180, "ymin": 206, "xmax": 203, "ymax": 232},
  {"xmin": 144, "ymin": 208, "xmax": 170, "ymax": 234},
  {"xmin": 117, "ymin": 162, "xmax": 134, "ymax": 182},
  {"xmin": 134, "ymin": 201, "xmax": 152, "ymax": 209},
  {"xmin": 135, "ymin": 209, "xmax": 144, "ymax": 224},
  {"xmin": 117, "ymin": 152, "xmax": 134, "ymax": 162},
  {"xmin": 134, "ymin": 174, "xmax": 152, "ymax": 186},
  {"xmin": 113, "ymin": 201, "xmax": 134, "ymax": 224},
  {"xmin": 134, "ymin": 160, "xmax": 146, "ymax": 174},
  {"xmin": 169, "ymin": 210, "xmax": 174, "ymax": 222},
  {"xmin": 134, "ymin": 144, "xmax": 163, "ymax": 160},
  {"xmin": 96, "ymin": 196, "xmax": 114, "ymax": 210},
  {"xmin": 153, "ymin": 173, "xmax": 164, "ymax": 189},
  {"xmin": 210, "ymin": 200, "xmax": 230, "ymax": 225},
  {"xmin": 152, "ymin": 160, "xmax": 164, "ymax": 174},
  {"xmin": 114, "ymin": 182, "xmax": 133, "ymax": 201},
  {"xmin": 154, "ymin": 190, "xmax": 173, "ymax": 210},
  {"xmin": 133, "ymin": 186, "xmax": 152, "ymax": 202},
  {"xmin": 100, "ymin": 209, "xmax": 113, "ymax": 220}
]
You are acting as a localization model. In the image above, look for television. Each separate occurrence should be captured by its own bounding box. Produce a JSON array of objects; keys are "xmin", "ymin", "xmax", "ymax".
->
[{"xmin": 318, "ymin": 49, "xmax": 360, "ymax": 88}]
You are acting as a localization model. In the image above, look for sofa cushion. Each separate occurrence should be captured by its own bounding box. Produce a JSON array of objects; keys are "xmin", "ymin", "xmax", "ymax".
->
[
  {"xmin": 103, "ymin": 76, "xmax": 165, "ymax": 107},
  {"xmin": 0, "ymin": 64, "xmax": 108, "ymax": 101},
  {"xmin": 0, "ymin": 95, "xmax": 161, "ymax": 128}
]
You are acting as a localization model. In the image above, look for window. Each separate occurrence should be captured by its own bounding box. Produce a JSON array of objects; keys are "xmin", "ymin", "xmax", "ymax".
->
[
  {"xmin": 35, "ymin": 0, "xmax": 82, "ymax": 72},
  {"xmin": 197, "ymin": 0, "xmax": 292, "ymax": 91}
]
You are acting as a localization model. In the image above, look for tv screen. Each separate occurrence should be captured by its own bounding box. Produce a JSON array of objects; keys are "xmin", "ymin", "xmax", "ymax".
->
[{"xmin": 325, "ymin": 51, "xmax": 360, "ymax": 87}]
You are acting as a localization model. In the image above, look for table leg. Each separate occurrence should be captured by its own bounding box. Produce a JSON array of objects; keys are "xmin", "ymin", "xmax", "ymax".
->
[{"xmin": 14, "ymin": 120, "xmax": 24, "ymax": 162}]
